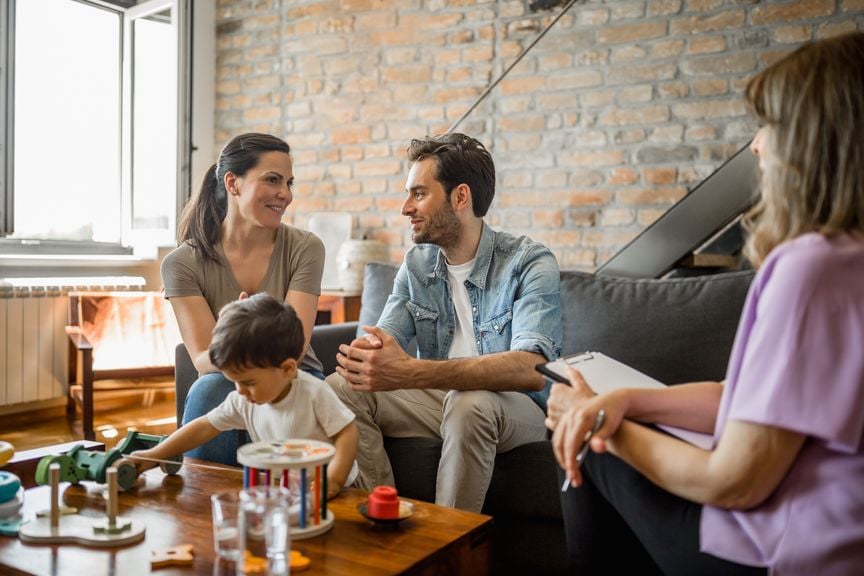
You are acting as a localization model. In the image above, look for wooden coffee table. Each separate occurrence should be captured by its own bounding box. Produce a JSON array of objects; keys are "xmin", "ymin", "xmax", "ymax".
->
[{"xmin": 0, "ymin": 458, "xmax": 492, "ymax": 575}]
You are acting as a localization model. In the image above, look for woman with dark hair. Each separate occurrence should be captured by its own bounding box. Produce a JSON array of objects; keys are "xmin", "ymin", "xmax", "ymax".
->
[
  {"xmin": 162, "ymin": 132, "xmax": 325, "ymax": 466},
  {"xmin": 547, "ymin": 33, "xmax": 864, "ymax": 575}
]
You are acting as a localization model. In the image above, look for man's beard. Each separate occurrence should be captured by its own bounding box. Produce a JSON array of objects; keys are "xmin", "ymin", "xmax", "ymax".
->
[{"xmin": 412, "ymin": 201, "xmax": 461, "ymax": 249}]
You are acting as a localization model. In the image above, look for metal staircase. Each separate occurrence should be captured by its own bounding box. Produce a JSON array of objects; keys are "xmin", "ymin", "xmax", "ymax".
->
[{"xmin": 597, "ymin": 144, "xmax": 759, "ymax": 279}]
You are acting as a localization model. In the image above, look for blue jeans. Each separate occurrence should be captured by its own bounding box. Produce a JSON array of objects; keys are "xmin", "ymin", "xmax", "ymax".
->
[{"xmin": 182, "ymin": 369, "xmax": 326, "ymax": 466}]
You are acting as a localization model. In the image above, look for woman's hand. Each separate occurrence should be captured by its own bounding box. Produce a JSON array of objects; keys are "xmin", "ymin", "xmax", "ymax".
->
[{"xmin": 551, "ymin": 371, "xmax": 630, "ymax": 488}]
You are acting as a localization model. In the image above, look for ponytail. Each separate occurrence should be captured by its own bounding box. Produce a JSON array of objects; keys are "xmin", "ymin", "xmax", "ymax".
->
[{"xmin": 177, "ymin": 163, "xmax": 227, "ymax": 263}]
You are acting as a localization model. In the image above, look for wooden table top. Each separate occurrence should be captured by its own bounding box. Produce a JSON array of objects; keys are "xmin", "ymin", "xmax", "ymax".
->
[{"xmin": 0, "ymin": 458, "xmax": 492, "ymax": 576}]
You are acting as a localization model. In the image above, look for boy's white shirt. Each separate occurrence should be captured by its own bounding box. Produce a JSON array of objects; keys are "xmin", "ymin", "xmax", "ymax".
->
[{"xmin": 207, "ymin": 370, "xmax": 358, "ymax": 484}]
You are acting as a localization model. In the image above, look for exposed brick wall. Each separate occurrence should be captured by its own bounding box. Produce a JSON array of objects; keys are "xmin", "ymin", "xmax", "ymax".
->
[{"xmin": 214, "ymin": 0, "xmax": 864, "ymax": 269}]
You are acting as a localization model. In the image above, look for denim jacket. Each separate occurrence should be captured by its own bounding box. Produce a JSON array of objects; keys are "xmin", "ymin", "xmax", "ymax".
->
[{"xmin": 377, "ymin": 223, "xmax": 562, "ymax": 411}]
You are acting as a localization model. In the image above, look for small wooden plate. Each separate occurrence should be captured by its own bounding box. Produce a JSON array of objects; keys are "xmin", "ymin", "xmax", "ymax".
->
[{"xmin": 357, "ymin": 499, "xmax": 415, "ymax": 525}]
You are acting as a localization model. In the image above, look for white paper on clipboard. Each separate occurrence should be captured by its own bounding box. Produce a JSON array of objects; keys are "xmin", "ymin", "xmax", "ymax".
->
[{"xmin": 544, "ymin": 352, "xmax": 714, "ymax": 450}]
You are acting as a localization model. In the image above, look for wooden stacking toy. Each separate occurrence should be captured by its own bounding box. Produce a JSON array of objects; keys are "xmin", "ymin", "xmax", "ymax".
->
[
  {"xmin": 236, "ymin": 439, "xmax": 335, "ymax": 540},
  {"xmin": 19, "ymin": 464, "xmax": 145, "ymax": 547},
  {"xmin": 0, "ymin": 442, "xmax": 24, "ymax": 536}
]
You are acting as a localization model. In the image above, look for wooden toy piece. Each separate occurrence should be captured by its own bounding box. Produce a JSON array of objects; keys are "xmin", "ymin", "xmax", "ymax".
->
[
  {"xmin": 0, "ymin": 471, "xmax": 21, "ymax": 504},
  {"xmin": 150, "ymin": 544, "xmax": 194, "ymax": 569},
  {"xmin": 35, "ymin": 445, "xmax": 138, "ymax": 490},
  {"xmin": 35, "ymin": 454, "xmax": 85, "ymax": 487},
  {"xmin": 241, "ymin": 550, "xmax": 268, "ymax": 574},
  {"xmin": 0, "ymin": 469, "xmax": 23, "ymax": 537},
  {"xmin": 20, "ymin": 464, "xmax": 146, "ymax": 547},
  {"xmin": 357, "ymin": 488, "xmax": 416, "ymax": 526},
  {"xmin": 300, "ymin": 468, "xmax": 307, "ymax": 529},
  {"xmin": 367, "ymin": 486, "xmax": 399, "ymax": 519},
  {"xmin": 33, "ymin": 438, "xmax": 172, "ymax": 491},
  {"xmin": 313, "ymin": 466, "xmax": 320, "ymax": 525},
  {"xmin": 290, "ymin": 549, "xmax": 311, "ymax": 572},
  {"xmin": 36, "ymin": 505, "xmax": 77, "ymax": 518},
  {"xmin": 110, "ymin": 458, "xmax": 138, "ymax": 492},
  {"xmin": 115, "ymin": 431, "xmax": 182, "ymax": 475},
  {"xmin": 236, "ymin": 440, "xmax": 337, "ymax": 540},
  {"xmin": 92, "ymin": 467, "xmax": 132, "ymax": 534},
  {"xmin": 50, "ymin": 464, "xmax": 60, "ymax": 529},
  {"xmin": 0, "ymin": 441, "xmax": 14, "ymax": 466}
]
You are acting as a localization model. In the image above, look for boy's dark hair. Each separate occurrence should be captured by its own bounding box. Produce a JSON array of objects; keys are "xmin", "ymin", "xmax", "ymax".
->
[
  {"xmin": 209, "ymin": 293, "xmax": 305, "ymax": 370},
  {"xmin": 407, "ymin": 133, "xmax": 496, "ymax": 217}
]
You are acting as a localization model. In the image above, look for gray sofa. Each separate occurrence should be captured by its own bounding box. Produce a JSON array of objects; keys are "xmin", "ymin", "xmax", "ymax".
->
[{"xmin": 175, "ymin": 263, "xmax": 754, "ymax": 575}]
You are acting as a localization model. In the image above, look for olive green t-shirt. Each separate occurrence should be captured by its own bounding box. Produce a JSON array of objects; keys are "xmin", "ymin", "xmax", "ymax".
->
[{"xmin": 161, "ymin": 224, "xmax": 325, "ymax": 373}]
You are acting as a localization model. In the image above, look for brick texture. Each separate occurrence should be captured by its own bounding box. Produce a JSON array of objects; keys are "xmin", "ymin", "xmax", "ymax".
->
[{"xmin": 215, "ymin": 0, "xmax": 864, "ymax": 270}]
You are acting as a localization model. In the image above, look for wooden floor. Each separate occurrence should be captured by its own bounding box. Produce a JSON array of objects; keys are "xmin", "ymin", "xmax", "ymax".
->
[{"xmin": 0, "ymin": 378, "xmax": 178, "ymax": 452}]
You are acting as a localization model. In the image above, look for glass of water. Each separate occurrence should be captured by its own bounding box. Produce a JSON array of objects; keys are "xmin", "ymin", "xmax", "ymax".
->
[
  {"xmin": 238, "ymin": 486, "xmax": 292, "ymax": 576},
  {"xmin": 211, "ymin": 491, "xmax": 241, "ymax": 561}
]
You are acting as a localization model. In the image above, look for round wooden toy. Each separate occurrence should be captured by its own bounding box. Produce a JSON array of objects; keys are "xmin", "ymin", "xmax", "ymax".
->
[
  {"xmin": 0, "ymin": 471, "xmax": 23, "ymax": 536},
  {"xmin": 0, "ymin": 441, "xmax": 14, "ymax": 466},
  {"xmin": 236, "ymin": 440, "xmax": 336, "ymax": 540},
  {"xmin": 0, "ymin": 471, "xmax": 21, "ymax": 504}
]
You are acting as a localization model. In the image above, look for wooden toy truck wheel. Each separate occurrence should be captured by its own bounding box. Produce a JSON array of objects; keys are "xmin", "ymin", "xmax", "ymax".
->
[
  {"xmin": 159, "ymin": 458, "xmax": 182, "ymax": 476},
  {"xmin": 112, "ymin": 459, "xmax": 139, "ymax": 491}
]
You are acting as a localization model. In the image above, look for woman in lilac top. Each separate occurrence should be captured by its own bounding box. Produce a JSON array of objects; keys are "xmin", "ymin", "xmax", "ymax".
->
[{"xmin": 546, "ymin": 32, "xmax": 864, "ymax": 575}]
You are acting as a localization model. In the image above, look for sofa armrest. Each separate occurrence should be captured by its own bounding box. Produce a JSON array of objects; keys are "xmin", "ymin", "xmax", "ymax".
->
[{"xmin": 311, "ymin": 321, "xmax": 358, "ymax": 376}]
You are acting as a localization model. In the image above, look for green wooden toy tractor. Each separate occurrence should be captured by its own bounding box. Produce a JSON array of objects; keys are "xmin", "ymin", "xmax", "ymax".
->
[{"xmin": 34, "ymin": 431, "xmax": 181, "ymax": 491}]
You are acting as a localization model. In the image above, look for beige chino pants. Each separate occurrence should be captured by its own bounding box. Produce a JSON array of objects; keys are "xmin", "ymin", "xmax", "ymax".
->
[{"xmin": 327, "ymin": 373, "xmax": 548, "ymax": 513}]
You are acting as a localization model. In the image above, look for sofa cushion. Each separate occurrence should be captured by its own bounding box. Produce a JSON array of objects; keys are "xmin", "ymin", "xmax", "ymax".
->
[
  {"xmin": 357, "ymin": 262, "xmax": 399, "ymax": 338},
  {"xmin": 559, "ymin": 270, "xmax": 754, "ymax": 385}
]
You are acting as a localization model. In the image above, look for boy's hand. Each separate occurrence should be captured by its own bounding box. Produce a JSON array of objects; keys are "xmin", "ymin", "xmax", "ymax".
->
[
  {"xmin": 326, "ymin": 481, "xmax": 341, "ymax": 500},
  {"xmin": 128, "ymin": 449, "xmax": 159, "ymax": 474}
]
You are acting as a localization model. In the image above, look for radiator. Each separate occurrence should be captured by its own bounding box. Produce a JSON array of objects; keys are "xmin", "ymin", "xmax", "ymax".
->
[
  {"xmin": 0, "ymin": 276, "xmax": 146, "ymax": 408},
  {"xmin": 0, "ymin": 291, "xmax": 68, "ymax": 407}
]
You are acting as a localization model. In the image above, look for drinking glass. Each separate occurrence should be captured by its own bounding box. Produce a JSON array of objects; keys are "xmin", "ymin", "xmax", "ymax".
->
[
  {"xmin": 211, "ymin": 491, "xmax": 241, "ymax": 561},
  {"xmin": 238, "ymin": 486, "xmax": 292, "ymax": 576}
]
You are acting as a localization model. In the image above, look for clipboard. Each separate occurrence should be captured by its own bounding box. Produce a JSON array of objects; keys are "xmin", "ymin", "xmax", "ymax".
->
[{"xmin": 538, "ymin": 352, "xmax": 714, "ymax": 450}]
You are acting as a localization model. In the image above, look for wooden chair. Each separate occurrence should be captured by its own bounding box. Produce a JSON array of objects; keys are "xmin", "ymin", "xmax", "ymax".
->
[{"xmin": 66, "ymin": 292, "xmax": 177, "ymax": 440}]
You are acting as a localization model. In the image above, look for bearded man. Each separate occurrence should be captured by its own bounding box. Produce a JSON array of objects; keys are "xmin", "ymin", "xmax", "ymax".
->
[{"xmin": 327, "ymin": 133, "xmax": 562, "ymax": 513}]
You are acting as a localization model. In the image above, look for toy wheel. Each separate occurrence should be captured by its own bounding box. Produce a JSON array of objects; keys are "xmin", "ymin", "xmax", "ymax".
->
[
  {"xmin": 34, "ymin": 455, "xmax": 78, "ymax": 486},
  {"xmin": 112, "ymin": 459, "xmax": 139, "ymax": 491},
  {"xmin": 159, "ymin": 457, "xmax": 182, "ymax": 476}
]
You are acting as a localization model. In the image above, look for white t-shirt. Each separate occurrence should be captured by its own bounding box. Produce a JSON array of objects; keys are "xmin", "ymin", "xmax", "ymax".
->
[
  {"xmin": 207, "ymin": 370, "xmax": 357, "ymax": 483},
  {"xmin": 446, "ymin": 258, "xmax": 479, "ymax": 359}
]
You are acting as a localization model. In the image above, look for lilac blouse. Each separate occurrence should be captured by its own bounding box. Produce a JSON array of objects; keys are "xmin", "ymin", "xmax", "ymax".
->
[{"xmin": 700, "ymin": 233, "xmax": 864, "ymax": 575}]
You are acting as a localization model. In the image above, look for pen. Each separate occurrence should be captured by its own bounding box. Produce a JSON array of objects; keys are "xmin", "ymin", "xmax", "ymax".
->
[{"xmin": 561, "ymin": 409, "xmax": 606, "ymax": 492}]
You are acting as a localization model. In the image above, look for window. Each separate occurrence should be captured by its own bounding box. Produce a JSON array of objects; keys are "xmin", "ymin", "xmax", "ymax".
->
[{"xmin": 0, "ymin": 0, "xmax": 193, "ymax": 255}]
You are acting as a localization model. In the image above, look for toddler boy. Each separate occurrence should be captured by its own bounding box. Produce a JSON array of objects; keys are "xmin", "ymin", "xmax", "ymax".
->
[{"xmin": 133, "ymin": 294, "xmax": 358, "ymax": 498}]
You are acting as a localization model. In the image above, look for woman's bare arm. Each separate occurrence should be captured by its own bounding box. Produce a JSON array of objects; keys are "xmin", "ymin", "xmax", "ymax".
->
[
  {"xmin": 169, "ymin": 296, "xmax": 218, "ymax": 374},
  {"xmin": 285, "ymin": 290, "xmax": 319, "ymax": 359}
]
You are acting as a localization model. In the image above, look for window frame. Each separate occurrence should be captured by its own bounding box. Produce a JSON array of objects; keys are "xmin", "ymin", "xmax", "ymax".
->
[{"xmin": 0, "ymin": 0, "xmax": 194, "ymax": 256}]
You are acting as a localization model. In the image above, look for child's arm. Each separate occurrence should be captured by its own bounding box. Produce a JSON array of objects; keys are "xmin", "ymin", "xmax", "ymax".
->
[
  {"xmin": 129, "ymin": 415, "xmax": 221, "ymax": 473},
  {"xmin": 326, "ymin": 421, "xmax": 358, "ymax": 499}
]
